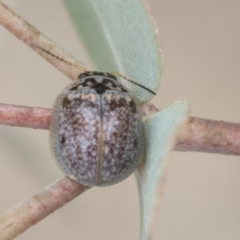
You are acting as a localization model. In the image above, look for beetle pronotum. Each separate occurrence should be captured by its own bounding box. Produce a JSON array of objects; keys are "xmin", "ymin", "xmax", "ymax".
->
[{"xmin": 32, "ymin": 44, "xmax": 155, "ymax": 187}]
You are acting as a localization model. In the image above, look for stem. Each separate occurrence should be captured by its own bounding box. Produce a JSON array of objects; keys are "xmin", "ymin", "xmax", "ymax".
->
[
  {"xmin": 0, "ymin": 103, "xmax": 239, "ymax": 156},
  {"xmin": 0, "ymin": 2, "xmax": 86, "ymax": 81},
  {"xmin": 0, "ymin": 177, "xmax": 89, "ymax": 240},
  {"xmin": 176, "ymin": 117, "xmax": 240, "ymax": 155},
  {"xmin": 142, "ymin": 103, "xmax": 240, "ymax": 155},
  {"xmin": 0, "ymin": 104, "xmax": 51, "ymax": 130}
]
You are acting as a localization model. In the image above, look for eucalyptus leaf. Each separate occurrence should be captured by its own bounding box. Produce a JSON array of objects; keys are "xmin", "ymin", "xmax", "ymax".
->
[
  {"xmin": 136, "ymin": 101, "xmax": 189, "ymax": 240},
  {"xmin": 63, "ymin": 0, "xmax": 162, "ymax": 103}
]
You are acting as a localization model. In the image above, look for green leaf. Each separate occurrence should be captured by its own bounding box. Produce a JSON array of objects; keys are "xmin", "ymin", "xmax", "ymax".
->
[
  {"xmin": 63, "ymin": 0, "xmax": 162, "ymax": 103},
  {"xmin": 136, "ymin": 101, "xmax": 189, "ymax": 240}
]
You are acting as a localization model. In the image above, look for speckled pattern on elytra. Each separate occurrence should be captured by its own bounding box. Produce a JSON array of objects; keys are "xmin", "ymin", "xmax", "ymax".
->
[{"xmin": 50, "ymin": 72, "xmax": 144, "ymax": 187}]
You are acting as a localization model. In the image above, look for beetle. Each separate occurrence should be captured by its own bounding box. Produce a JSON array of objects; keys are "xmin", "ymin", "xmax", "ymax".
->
[{"xmin": 32, "ymin": 45, "xmax": 155, "ymax": 187}]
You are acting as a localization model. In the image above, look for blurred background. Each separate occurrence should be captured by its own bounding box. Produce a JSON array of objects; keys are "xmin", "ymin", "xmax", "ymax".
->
[{"xmin": 0, "ymin": 0, "xmax": 240, "ymax": 239}]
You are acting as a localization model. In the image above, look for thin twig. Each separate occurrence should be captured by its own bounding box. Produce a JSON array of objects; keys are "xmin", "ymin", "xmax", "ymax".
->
[
  {"xmin": 142, "ymin": 103, "xmax": 240, "ymax": 156},
  {"xmin": 0, "ymin": 103, "xmax": 240, "ymax": 156},
  {"xmin": 0, "ymin": 104, "xmax": 51, "ymax": 129},
  {"xmin": 0, "ymin": 2, "xmax": 86, "ymax": 80},
  {"xmin": 141, "ymin": 102, "xmax": 159, "ymax": 118},
  {"xmin": 0, "ymin": 177, "xmax": 89, "ymax": 240},
  {"xmin": 176, "ymin": 117, "xmax": 240, "ymax": 155}
]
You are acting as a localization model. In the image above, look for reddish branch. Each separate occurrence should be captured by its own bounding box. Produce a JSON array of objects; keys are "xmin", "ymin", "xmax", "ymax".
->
[
  {"xmin": 0, "ymin": 177, "xmax": 89, "ymax": 240},
  {"xmin": 0, "ymin": 103, "xmax": 239, "ymax": 156},
  {"xmin": 0, "ymin": 104, "xmax": 51, "ymax": 130},
  {"xmin": 176, "ymin": 117, "xmax": 240, "ymax": 155}
]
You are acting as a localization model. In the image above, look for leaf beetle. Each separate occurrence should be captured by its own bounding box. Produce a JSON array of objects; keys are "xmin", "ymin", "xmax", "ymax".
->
[{"xmin": 32, "ymin": 45, "xmax": 155, "ymax": 187}]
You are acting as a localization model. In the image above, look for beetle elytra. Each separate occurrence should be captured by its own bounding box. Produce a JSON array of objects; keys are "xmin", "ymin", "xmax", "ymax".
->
[
  {"xmin": 32, "ymin": 44, "xmax": 155, "ymax": 187},
  {"xmin": 50, "ymin": 71, "xmax": 144, "ymax": 186}
]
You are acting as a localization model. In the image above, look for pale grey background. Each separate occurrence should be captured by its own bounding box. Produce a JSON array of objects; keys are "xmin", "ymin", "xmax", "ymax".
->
[{"xmin": 0, "ymin": 1, "xmax": 240, "ymax": 239}]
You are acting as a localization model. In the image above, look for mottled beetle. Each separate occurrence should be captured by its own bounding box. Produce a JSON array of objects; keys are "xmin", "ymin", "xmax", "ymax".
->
[{"xmin": 32, "ymin": 45, "xmax": 155, "ymax": 187}]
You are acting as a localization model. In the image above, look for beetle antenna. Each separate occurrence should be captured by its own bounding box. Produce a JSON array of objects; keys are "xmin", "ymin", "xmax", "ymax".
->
[
  {"xmin": 30, "ymin": 44, "xmax": 87, "ymax": 72},
  {"xmin": 30, "ymin": 44, "xmax": 155, "ymax": 95},
  {"xmin": 111, "ymin": 72, "xmax": 156, "ymax": 95}
]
